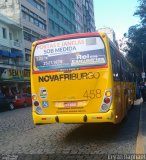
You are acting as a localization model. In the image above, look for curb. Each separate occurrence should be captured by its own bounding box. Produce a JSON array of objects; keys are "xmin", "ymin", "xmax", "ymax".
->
[{"xmin": 136, "ymin": 103, "xmax": 144, "ymax": 154}]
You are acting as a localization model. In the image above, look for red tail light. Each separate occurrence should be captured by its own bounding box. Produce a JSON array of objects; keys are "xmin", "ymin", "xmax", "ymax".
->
[
  {"xmin": 100, "ymin": 89, "xmax": 112, "ymax": 112},
  {"xmin": 104, "ymin": 97, "xmax": 110, "ymax": 104},
  {"xmin": 34, "ymin": 101, "xmax": 39, "ymax": 106}
]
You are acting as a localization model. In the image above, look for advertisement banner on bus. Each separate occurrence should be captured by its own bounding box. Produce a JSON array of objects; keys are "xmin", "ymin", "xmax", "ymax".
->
[{"xmin": 34, "ymin": 37, "xmax": 106, "ymax": 71}]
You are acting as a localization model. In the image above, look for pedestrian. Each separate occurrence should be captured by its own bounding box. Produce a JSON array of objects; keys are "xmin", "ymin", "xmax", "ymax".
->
[
  {"xmin": 142, "ymin": 82, "xmax": 146, "ymax": 103},
  {"xmin": 136, "ymin": 81, "xmax": 142, "ymax": 99}
]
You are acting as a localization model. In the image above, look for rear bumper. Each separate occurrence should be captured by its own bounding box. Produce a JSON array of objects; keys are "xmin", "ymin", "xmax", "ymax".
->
[{"xmin": 33, "ymin": 110, "xmax": 117, "ymax": 124}]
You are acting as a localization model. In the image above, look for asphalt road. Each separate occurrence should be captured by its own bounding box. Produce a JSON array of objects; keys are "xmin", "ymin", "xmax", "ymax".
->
[{"xmin": 0, "ymin": 105, "xmax": 140, "ymax": 159}]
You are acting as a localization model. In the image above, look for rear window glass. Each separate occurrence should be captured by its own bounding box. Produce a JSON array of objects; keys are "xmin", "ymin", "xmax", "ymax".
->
[{"xmin": 33, "ymin": 36, "xmax": 106, "ymax": 71}]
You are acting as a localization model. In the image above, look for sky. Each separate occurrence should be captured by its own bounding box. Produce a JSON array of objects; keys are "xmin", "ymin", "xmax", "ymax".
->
[{"xmin": 93, "ymin": 0, "xmax": 140, "ymax": 40}]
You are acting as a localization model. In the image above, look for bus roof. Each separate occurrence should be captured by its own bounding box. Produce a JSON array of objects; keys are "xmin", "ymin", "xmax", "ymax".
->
[{"xmin": 33, "ymin": 32, "xmax": 103, "ymax": 45}]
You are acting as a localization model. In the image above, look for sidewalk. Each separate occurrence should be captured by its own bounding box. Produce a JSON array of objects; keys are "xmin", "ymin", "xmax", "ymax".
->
[{"xmin": 136, "ymin": 98, "xmax": 146, "ymax": 154}]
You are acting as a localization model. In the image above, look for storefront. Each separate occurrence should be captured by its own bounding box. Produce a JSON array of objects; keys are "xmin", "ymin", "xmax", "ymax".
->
[{"xmin": 0, "ymin": 67, "xmax": 30, "ymax": 96}]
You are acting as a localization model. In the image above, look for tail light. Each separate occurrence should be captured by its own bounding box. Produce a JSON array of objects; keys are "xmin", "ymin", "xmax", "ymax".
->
[
  {"xmin": 32, "ymin": 95, "xmax": 37, "ymax": 100},
  {"xmin": 105, "ymin": 90, "xmax": 112, "ymax": 97},
  {"xmin": 33, "ymin": 100, "xmax": 44, "ymax": 114},
  {"xmin": 100, "ymin": 89, "xmax": 112, "ymax": 112},
  {"xmin": 104, "ymin": 97, "xmax": 110, "ymax": 104},
  {"xmin": 34, "ymin": 101, "xmax": 39, "ymax": 106}
]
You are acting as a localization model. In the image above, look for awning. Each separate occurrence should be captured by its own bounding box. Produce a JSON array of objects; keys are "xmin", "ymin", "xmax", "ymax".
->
[
  {"xmin": 0, "ymin": 50, "xmax": 23, "ymax": 58},
  {"xmin": 0, "ymin": 50, "xmax": 10, "ymax": 57},
  {"xmin": 0, "ymin": 50, "xmax": 2, "ymax": 55},
  {"xmin": 9, "ymin": 52, "xmax": 16, "ymax": 58}
]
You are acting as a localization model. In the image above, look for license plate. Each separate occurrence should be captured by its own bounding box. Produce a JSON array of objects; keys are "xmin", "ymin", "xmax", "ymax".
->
[
  {"xmin": 55, "ymin": 101, "xmax": 87, "ymax": 108},
  {"xmin": 64, "ymin": 102, "xmax": 77, "ymax": 107}
]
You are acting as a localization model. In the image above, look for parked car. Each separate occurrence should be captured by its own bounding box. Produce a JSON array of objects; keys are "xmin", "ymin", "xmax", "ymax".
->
[
  {"xmin": 0, "ymin": 93, "xmax": 15, "ymax": 111},
  {"xmin": 13, "ymin": 93, "xmax": 32, "ymax": 107},
  {"xmin": 22, "ymin": 93, "xmax": 32, "ymax": 107}
]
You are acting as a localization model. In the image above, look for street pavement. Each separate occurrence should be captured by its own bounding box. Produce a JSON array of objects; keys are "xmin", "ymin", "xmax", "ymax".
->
[{"xmin": 0, "ymin": 104, "xmax": 141, "ymax": 160}]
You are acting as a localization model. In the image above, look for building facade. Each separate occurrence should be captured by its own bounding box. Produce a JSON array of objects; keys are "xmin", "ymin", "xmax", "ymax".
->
[
  {"xmin": 47, "ymin": 0, "xmax": 76, "ymax": 37},
  {"xmin": 0, "ymin": 0, "xmax": 48, "ymax": 95},
  {"xmin": 82, "ymin": 0, "xmax": 95, "ymax": 32},
  {"xmin": 47, "ymin": 0, "xmax": 95, "ymax": 36},
  {"xmin": 0, "ymin": 0, "xmax": 95, "ymax": 95},
  {"xmin": 21, "ymin": 0, "xmax": 48, "ymax": 67},
  {"xmin": 0, "ymin": 14, "xmax": 30, "ymax": 96},
  {"xmin": 0, "ymin": 0, "xmax": 95, "ymax": 66},
  {"xmin": 75, "ymin": 0, "xmax": 84, "ymax": 33},
  {"xmin": 0, "ymin": 0, "xmax": 48, "ymax": 68}
]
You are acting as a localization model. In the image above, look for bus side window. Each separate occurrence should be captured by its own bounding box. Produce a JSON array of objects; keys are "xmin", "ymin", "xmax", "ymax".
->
[
  {"xmin": 119, "ymin": 56, "xmax": 124, "ymax": 81},
  {"xmin": 133, "ymin": 72, "xmax": 136, "ymax": 82},
  {"xmin": 128, "ymin": 67, "xmax": 133, "ymax": 82},
  {"xmin": 110, "ymin": 47, "xmax": 120, "ymax": 81},
  {"xmin": 130, "ymin": 72, "xmax": 133, "ymax": 82},
  {"xmin": 129, "ymin": 71, "xmax": 136, "ymax": 82},
  {"xmin": 110, "ymin": 47, "xmax": 116, "ymax": 80},
  {"xmin": 126, "ymin": 63, "xmax": 131, "ymax": 82},
  {"xmin": 121, "ymin": 58, "xmax": 125, "ymax": 81},
  {"xmin": 117, "ymin": 57, "xmax": 121, "ymax": 80}
]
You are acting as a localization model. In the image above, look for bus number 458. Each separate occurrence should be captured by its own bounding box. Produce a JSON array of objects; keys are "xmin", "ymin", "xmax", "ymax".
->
[{"xmin": 83, "ymin": 89, "xmax": 102, "ymax": 99}]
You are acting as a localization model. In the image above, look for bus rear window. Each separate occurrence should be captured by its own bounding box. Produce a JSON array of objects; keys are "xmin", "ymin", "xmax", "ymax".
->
[{"xmin": 33, "ymin": 37, "xmax": 106, "ymax": 71}]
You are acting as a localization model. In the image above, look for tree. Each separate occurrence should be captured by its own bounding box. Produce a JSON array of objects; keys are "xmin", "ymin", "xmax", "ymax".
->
[
  {"xmin": 124, "ymin": 0, "xmax": 146, "ymax": 72},
  {"xmin": 125, "ymin": 25, "xmax": 146, "ymax": 72},
  {"xmin": 134, "ymin": 0, "xmax": 146, "ymax": 26}
]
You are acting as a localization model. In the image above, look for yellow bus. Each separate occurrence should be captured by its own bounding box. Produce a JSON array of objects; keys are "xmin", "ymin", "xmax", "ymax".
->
[{"xmin": 31, "ymin": 32, "xmax": 136, "ymax": 125}]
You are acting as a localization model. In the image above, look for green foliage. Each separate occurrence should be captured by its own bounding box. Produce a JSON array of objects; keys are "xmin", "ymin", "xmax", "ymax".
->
[
  {"xmin": 134, "ymin": 0, "xmax": 146, "ymax": 26},
  {"xmin": 125, "ymin": 0, "xmax": 146, "ymax": 72}
]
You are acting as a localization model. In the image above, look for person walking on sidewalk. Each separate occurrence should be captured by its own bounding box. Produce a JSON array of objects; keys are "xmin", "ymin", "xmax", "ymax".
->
[
  {"xmin": 136, "ymin": 81, "xmax": 142, "ymax": 99},
  {"xmin": 142, "ymin": 82, "xmax": 146, "ymax": 103}
]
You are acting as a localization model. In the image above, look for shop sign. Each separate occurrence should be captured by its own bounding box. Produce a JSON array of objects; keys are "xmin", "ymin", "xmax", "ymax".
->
[{"xmin": 0, "ymin": 68, "xmax": 30, "ymax": 81}]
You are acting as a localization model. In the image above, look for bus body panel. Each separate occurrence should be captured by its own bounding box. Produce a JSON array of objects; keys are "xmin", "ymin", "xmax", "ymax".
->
[
  {"xmin": 31, "ymin": 32, "xmax": 136, "ymax": 125},
  {"xmin": 31, "ymin": 68, "xmax": 112, "ymax": 115}
]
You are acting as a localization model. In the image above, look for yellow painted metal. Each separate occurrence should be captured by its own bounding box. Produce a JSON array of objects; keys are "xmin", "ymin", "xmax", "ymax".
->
[{"xmin": 31, "ymin": 32, "xmax": 136, "ymax": 125}]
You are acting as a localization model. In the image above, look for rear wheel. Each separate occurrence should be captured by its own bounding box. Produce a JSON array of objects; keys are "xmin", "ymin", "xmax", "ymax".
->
[{"xmin": 9, "ymin": 103, "xmax": 15, "ymax": 110}]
